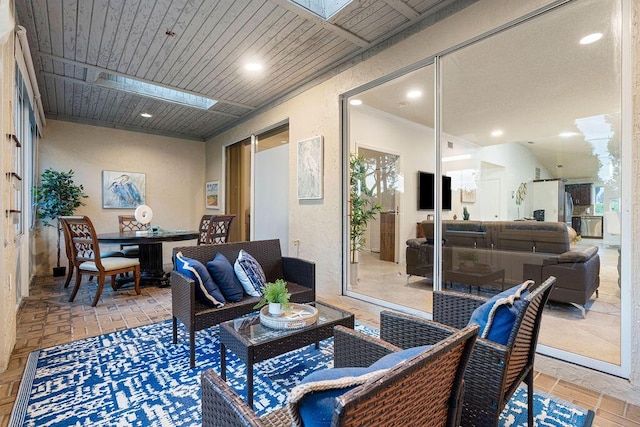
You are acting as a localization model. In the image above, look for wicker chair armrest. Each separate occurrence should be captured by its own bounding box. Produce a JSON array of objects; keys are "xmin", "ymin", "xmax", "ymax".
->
[
  {"xmin": 201, "ymin": 370, "xmax": 265, "ymax": 427},
  {"xmin": 380, "ymin": 311, "xmax": 458, "ymax": 349},
  {"xmin": 282, "ymin": 257, "xmax": 316, "ymax": 290},
  {"xmin": 333, "ymin": 325, "xmax": 402, "ymax": 368},
  {"xmin": 433, "ymin": 291, "xmax": 488, "ymax": 329},
  {"xmin": 171, "ymin": 271, "xmax": 195, "ymax": 320}
]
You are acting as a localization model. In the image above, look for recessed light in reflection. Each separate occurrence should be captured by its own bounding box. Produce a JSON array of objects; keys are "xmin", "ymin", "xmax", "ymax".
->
[
  {"xmin": 580, "ymin": 33, "xmax": 602, "ymax": 45},
  {"xmin": 491, "ymin": 129, "xmax": 504, "ymax": 137},
  {"xmin": 140, "ymin": 113, "xmax": 152, "ymax": 118},
  {"xmin": 407, "ymin": 90, "xmax": 422, "ymax": 99},
  {"xmin": 349, "ymin": 99, "xmax": 363, "ymax": 106},
  {"xmin": 559, "ymin": 132, "xmax": 577, "ymax": 137}
]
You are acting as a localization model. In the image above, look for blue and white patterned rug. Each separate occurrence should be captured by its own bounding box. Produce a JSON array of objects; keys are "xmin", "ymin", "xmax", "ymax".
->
[{"xmin": 10, "ymin": 320, "xmax": 594, "ymax": 426}]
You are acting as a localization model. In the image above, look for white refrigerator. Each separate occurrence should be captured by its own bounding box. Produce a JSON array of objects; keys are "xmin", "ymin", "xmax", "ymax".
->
[{"xmin": 531, "ymin": 180, "xmax": 568, "ymax": 222}]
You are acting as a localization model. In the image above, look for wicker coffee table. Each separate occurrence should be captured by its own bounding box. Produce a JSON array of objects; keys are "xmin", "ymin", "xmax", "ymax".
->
[{"xmin": 219, "ymin": 301, "xmax": 355, "ymax": 408}]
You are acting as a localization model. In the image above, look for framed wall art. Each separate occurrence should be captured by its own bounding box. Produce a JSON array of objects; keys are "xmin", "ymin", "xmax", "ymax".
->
[
  {"xmin": 206, "ymin": 181, "xmax": 220, "ymax": 209},
  {"xmin": 102, "ymin": 171, "xmax": 146, "ymax": 209},
  {"xmin": 297, "ymin": 136, "xmax": 323, "ymax": 200}
]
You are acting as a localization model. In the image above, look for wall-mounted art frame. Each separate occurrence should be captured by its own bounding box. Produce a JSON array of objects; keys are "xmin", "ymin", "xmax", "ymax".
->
[
  {"xmin": 297, "ymin": 135, "xmax": 323, "ymax": 200},
  {"xmin": 206, "ymin": 181, "xmax": 220, "ymax": 209},
  {"xmin": 461, "ymin": 188, "xmax": 476, "ymax": 203},
  {"xmin": 102, "ymin": 170, "xmax": 146, "ymax": 209}
]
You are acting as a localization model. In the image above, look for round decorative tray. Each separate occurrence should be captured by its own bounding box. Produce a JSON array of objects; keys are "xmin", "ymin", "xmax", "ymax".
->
[{"xmin": 259, "ymin": 303, "xmax": 319, "ymax": 330}]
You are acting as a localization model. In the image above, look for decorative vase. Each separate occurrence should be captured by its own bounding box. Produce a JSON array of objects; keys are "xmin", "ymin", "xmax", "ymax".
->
[{"xmin": 268, "ymin": 302, "xmax": 282, "ymax": 316}]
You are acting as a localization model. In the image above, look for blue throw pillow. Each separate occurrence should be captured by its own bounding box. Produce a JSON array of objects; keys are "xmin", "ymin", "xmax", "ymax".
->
[
  {"xmin": 234, "ymin": 250, "xmax": 265, "ymax": 297},
  {"xmin": 467, "ymin": 280, "xmax": 532, "ymax": 345},
  {"xmin": 206, "ymin": 253, "xmax": 244, "ymax": 302},
  {"xmin": 175, "ymin": 252, "xmax": 225, "ymax": 307},
  {"xmin": 289, "ymin": 346, "xmax": 431, "ymax": 427}
]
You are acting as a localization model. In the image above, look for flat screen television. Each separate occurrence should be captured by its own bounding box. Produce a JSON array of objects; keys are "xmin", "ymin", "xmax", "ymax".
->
[{"xmin": 418, "ymin": 171, "xmax": 452, "ymax": 210}]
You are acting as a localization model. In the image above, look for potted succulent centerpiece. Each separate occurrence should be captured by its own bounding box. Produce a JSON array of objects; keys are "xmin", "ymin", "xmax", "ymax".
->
[
  {"xmin": 34, "ymin": 168, "xmax": 88, "ymax": 277},
  {"xmin": 254, "ymin": 279, "xmax": 291, "ymax": 316},
  {"xmin": 457, "ymin": 250, "xmax": 491, "ymax": 273}
]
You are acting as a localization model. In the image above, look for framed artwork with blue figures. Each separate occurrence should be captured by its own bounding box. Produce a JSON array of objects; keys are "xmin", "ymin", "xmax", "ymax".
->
[{"xmin": 102, "ymin": 170, "xmax": 146, "ymax": 209}]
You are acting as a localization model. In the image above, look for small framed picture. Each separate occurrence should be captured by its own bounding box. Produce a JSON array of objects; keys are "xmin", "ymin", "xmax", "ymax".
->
[
  {"xmin": 206, "ymin": 181, "xmax": 220, "ymax": 209},
  {"xmin": 297, "ymin": 136, "xmax": 323, "ymax": 200}
]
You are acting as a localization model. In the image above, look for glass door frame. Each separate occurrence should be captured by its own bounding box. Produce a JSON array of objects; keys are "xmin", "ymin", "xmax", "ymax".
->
[{"xmin": 340, "ymin": 0, "xmax": 631, "ymax": 378}]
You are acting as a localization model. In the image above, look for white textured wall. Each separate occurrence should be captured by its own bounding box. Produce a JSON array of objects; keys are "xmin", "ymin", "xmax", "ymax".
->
[
  {"xmin": 203, "ymin": 0, "xmax": 640, "ymax": 397},
  {"xmin": 35, "ymin": 120, "xmax": 206, "ymax": 274},
  {"xmin": 0, "ymin": 12, "xmax": 16, "ymax": 372}
]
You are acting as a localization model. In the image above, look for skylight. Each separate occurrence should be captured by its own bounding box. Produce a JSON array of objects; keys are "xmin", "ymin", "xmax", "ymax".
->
[
  {"xmin": 94, "ymin": 73, "xmax": 217, "ymax": 110},
  {"xmin": 290, "ymin": 0, "xmax": 353, "ymax": 19}
]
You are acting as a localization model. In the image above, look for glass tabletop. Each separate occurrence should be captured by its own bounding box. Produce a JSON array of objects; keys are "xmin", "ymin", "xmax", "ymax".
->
[{"xmin": 226, "ymin": 302, "xmax": 352, "ymax": 345}]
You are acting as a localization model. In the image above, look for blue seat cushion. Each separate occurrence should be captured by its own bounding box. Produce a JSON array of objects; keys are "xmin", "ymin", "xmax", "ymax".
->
[
  {"xmin": 289, "ymin": 345, "xmax": 431, "ymax": 427},
  {"xmin": 467, "ymin": 280, "xmax": 531, "ymax": 345},
  {"xmin": 175, "ymin": 252, "xmax": 225, "ymax": 307},
  {"xmin": 206, "ymin": 253, "xmax": 244, "ymax": 302},
  {"xmin": 233, "ymin": 250, "xmax": 265, "ymax": 297}
]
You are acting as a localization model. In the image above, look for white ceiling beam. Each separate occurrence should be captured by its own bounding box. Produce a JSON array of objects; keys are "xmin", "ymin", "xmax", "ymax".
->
[
  {"xmin": 268, "ymin": 0, "xmax": 370, "ymax": 48},
  {"xmin": 380, "ymin": 0, "xmax": 420, "ymax": 19},
  {"xmin": 36, "ymin": 52, "xmax": 255, "ymax": 110}
]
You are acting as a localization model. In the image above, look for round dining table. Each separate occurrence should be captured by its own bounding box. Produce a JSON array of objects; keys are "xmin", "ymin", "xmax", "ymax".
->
[{"xmin": 97, "ymin": 230, "xmax": 199, "ymax": 286}]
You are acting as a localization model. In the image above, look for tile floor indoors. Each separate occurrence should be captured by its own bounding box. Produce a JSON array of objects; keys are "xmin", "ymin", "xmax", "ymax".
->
[{"xmin": 0, "ymin": 273, "xmax": 638, "ymax": 426}]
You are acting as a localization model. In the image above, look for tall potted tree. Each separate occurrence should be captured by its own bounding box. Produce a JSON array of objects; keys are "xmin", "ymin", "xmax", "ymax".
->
[
  {"xmin": 34, "ymin": 168, "xmax": 88, "ymax": 276},
  {"xmin": 349, "ymin": 153, "xmax": 382, "ymax": 284}
]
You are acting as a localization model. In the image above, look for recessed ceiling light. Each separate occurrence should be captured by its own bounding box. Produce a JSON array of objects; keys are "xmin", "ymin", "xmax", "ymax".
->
[
  {"xmin": 491, "ymin": 129, "xmax": 504, "ymax": 137},
  {"xmin": 140, "ymin": 113, "xmax": 152, "ymax": 118},
  {"xmin": 349, "ymin": 99, "xmax": 362, "ymax": 106},
  {"xmin": 407, "ymin": 90, "xmax": 422, "ymax": 99},
  {"xmin": 244, "ymin": 62, "xmax": 263, "ymax": 72},
  {"xmin": 559, "ymin": 132, "xmax": 576, "ymax": 137},
  {"xmin": 580, "ymin": 33, "xmax": 603, "ymax": 45}
]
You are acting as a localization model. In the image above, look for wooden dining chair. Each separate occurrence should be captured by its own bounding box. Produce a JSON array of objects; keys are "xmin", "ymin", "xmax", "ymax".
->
[
  {"xmin": 206, "ymin": 215, "xmax": 235, "ymax": 244},
  {"xmin": 118, "ymin": 215, "xmax": 148, "ymax": 258},
  {"xmin": 197, "ymin": 215, "xmax": 214, "ymax": 245},
  {"xmin": 61, "ymin": 216, "xmax": 124, "ymax": 288},
  {"xmin": 61, "ymin": 215, "xmax": 141, "ymax": 307}
]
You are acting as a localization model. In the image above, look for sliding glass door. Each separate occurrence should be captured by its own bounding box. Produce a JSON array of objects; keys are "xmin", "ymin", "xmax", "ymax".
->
[{"xmin": 344, "ymin": 0, "xmax": 626, "ymax": 375}]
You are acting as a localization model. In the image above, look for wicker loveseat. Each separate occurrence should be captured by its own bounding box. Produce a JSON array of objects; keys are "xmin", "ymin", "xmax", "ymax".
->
[
  {"xmin": 406, "ymin": 220, "xmax": 599, "ymax": 316},
  {"xmin": 171, "ymin": 239, "xmax": 315, "ymax": 367}
]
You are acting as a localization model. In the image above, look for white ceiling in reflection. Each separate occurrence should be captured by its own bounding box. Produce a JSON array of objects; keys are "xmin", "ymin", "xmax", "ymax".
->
[{"xmin": 350, "ymin": 0, "xmax": 621, "ymax": 181}]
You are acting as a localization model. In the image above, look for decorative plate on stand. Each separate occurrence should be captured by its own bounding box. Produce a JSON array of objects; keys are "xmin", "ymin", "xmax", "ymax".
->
[{"xmin": 259, "ymin": 303, "xmax": 319, "ymax": 329}]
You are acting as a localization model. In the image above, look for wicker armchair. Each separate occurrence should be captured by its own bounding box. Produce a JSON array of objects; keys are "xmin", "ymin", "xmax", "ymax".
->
[
  {"xmin": 379, "ymin": 276, "xmax": 556, "ymax": 427},
  {"xmin": 201, "ymin": 324, "xmax": 478, "ymax": 426}
]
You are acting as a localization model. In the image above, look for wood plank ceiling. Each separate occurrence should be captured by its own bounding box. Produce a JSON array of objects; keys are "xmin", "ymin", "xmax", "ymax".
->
[{"xmin": 15, "ymin": 0, "xmax": 470, "ymax": 141}]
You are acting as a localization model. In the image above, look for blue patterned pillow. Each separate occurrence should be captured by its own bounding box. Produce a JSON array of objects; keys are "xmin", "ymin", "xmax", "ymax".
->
[
  {"xmin": 175, "ymin": 252, "xmax": 225, "ymax": 307},
  {"xmin": 467, "ymin": 281, "xmax": 531, "ymax": 345},
  {"xmin": 289, "ymin": 346, "xmax": 431, "ymax": 427},
  {"xmin": 206, "ymin": 253, "xmax": 244, "ymax": 302},
  {"xmin": 233, "ymin": 250, "xmax": 265, "ymax": 297}
]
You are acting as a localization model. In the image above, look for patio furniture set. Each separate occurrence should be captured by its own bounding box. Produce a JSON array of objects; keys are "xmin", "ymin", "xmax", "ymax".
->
[{"xmin": 169, "ymin": 237, "xmax": 556, "ymax": 426}]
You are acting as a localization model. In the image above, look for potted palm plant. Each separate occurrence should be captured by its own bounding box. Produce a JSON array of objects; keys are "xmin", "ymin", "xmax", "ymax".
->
[
  {"xmin": 349, "ymin": 153, "xmax": 382, "ymax": 284},
  {"xmin": 34, "ymin": 168, "xmax": 88, "ymax": 276},
  {"xmin": 254, "ymin": 279, "xmax": 291, "ymax": 316}
]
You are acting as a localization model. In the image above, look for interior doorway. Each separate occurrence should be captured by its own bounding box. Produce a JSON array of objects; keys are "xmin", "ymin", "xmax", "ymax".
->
[{"xmin": 225, "ymin": 138, "xmax": 251, "ymax": 242}]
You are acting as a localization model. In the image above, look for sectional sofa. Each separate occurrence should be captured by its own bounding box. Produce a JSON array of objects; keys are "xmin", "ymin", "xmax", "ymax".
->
[{"xmin": 406, "ymin": 220, "xmax": 600, "ymax": 316}]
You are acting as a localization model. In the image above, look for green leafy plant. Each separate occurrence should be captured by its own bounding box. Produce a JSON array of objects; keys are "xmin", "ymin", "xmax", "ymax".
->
[
  {"xmin": 462, "ymin": 206, "xmax": 470, "ymax": 220},
  {"xmin": 254, "ymin": 279, "xmax": 291, "ymax": 310},
  {"xmin": 349, "ymin": 153, "xmax": 382, "ymax": 263},
  {"xmin": 458, "ymin": 250, "xmax": 479, "ymax": 264},
  {"xmin": 34, "ymin": 168, "xmax": 88, "ymax": 271}
]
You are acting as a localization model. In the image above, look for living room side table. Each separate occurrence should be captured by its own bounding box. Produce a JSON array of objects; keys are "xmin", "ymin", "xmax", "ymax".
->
[{"xmin": 219, "ymin": 301, "xmax": 355, "ymax": 409}]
